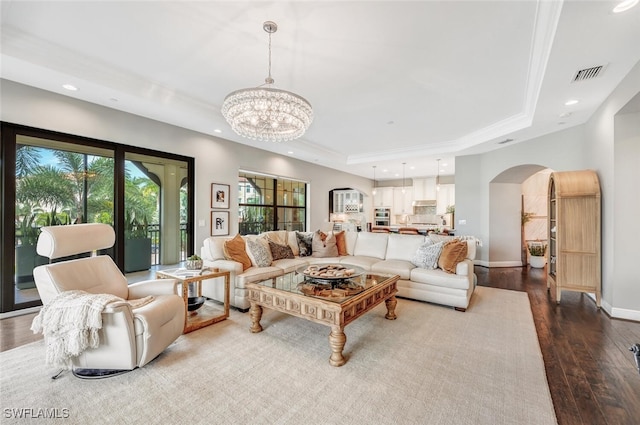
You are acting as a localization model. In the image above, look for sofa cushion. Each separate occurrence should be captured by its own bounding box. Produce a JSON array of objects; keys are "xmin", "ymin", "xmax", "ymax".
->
[
  {"xmin": 410, "ymin": 267, "xmax": 470, "ymax": 290},
  {"xmin": 246, "ymin": 237, "xmax": 273, "ymax": 267},
  {"xmin": 235, "ymin": 266, "xmax": 283, "ymax": 288},
  {"xmin": 263, "ymin": 230, "xmax": 288, "ymax": 246},
  {"xmin": 202, "ymin": 236, "xmax": 229, "ymax": 261},
  {"xmin": 353, "ymin": 232, "xmax": 388, "ymax": 259},
  {"xmin": 438, "ymin": 239, "xmax": 468, "ymax": 273},
  {"xmin": 411, "ymin": 240, "xmax": 443, "ymax": 269},
  {"xmin": 334, "ymin": 231, "xmax": 348, "ymax": 256},
  {"xmin": 296, "ymin": 232, "xmax": 313, "ymax": 257},
  {"xmin": 386, "ymin": 233, "xmax": 426, "ymax": 261},
  {"xmin": 271, "ymin": 257, "xmax": 309, "ymax": 274},
  {"xmin": 371, "ymin": 259, "xmax": 415, "ymax": 280},
  {"xmin": 223, "ymin": 234, "xmax": 252, "ymax": 271},
  {"xmin": 268, "ymin": 240, "xmax": 295, "ymax": 260},
  {"xmin": 340, "ymin": 256, "xmax": 380, "ymax": 271},
  {"xmin": 311, "ymin": 230, "xmax": 339, "ymax": 258}
]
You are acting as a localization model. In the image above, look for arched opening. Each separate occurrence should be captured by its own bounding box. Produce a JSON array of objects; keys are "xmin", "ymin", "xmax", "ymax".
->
[{"xmin": 488, "ymin": 164, "xmax": 553, "ymax": 268}]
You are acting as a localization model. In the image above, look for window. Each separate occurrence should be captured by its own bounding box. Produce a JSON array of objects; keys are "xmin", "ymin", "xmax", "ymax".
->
[
  {"xmin": 1, "ymin": 122, "xmax": 195, "ymax": 313},
  {"xmin": 238, "ymin": 172, "xmax": 306, "ymax": 235}
]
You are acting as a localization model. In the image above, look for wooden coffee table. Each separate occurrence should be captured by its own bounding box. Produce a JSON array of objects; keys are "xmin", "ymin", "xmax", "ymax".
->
[{"xmin": 246, "ymin": 271, "xmax": 399, "ymax": 367}]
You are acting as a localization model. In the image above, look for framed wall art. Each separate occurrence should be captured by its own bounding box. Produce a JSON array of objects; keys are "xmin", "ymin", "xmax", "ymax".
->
[
  {"xmin": 211, "ymin": 183, "xmax": 230, "ymax": 209},
  {"xmin": 211, "ymin": 211, "xmax": 230, "ymax": 236}
]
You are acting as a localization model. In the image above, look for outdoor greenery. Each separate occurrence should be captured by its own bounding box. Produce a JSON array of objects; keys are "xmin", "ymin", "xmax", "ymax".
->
[{"xmin": 15, "ymin": 146, "xmax": 159, "ymax": 245}]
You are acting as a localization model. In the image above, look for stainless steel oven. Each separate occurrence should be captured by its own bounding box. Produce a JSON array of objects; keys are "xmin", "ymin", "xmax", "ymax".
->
[{"xmin": 374, "ymin": 208, "xmax": 390, "ymax": 226}]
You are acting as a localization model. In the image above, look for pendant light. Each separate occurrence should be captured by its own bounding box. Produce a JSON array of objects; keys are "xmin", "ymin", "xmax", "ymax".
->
[
  {"xmin": 372, "ymin": 165, "xmax": 377, "ymax": 196},
  {"xmin": 436, "ymin": 159, "xmax": 441, "ymax": 191}
]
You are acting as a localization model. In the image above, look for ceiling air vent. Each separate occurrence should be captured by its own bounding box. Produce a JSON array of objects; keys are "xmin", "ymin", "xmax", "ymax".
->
[{"xmin": 572, "ymin": 65, "xmax": 606, "ymax": 82}]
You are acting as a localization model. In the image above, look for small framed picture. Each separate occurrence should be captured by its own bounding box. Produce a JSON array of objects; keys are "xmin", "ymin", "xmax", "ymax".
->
[
  {"xmin": 211, "ymin": 183, "xmax": 230, "ymax": 209},
  {"xmin": 211, "ymin": 211, "xmax": 229, "ymax": 236}
]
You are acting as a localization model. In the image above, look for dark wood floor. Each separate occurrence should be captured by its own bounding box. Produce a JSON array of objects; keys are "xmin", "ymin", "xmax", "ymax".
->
[{"xmin": 2, "ymin": 266, "xmax": 639, "ymax": 424}]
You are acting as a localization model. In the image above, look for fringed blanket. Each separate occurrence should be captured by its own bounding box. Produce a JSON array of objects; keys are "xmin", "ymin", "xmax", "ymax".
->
[{"xmin": 31, "ymin": 290, "xmax": 130, "ymax": 369}]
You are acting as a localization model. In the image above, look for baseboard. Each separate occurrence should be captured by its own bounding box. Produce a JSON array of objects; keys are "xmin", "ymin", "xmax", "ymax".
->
[
  {"xmin": 475, "ymin": 260, "xmax": 524, "ymax": 268},
  {"xmin": 610, "ymin": 305, "xmax": 640, "ymax": 322}
]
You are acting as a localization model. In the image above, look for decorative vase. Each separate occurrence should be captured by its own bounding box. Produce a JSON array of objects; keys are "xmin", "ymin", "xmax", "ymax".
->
[
  {"xmin": 529, "ymin": 255, "xmax": 546, "ymax": 269},
  {"xmin": 186, "ymin": 259, "xmax": 203, "ymax": 270}
]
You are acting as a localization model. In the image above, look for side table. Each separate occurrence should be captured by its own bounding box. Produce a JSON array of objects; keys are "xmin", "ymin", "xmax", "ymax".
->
[{"xmin": 156, "ymin": 267, "xmax": 230, "ymax": 333}]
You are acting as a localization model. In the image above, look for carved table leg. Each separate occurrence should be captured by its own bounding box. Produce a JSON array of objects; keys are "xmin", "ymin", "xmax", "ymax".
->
[
  {"xmin": 385, "ymin": 295, "xmax": 397, "ymax": 320},
  {"xmin": 249, "ymin": 302, "xmax": 263, "ymax": 333},
  {"xmin": 329, "ymin": 326, "xmax": 347, "ymax": 367}
]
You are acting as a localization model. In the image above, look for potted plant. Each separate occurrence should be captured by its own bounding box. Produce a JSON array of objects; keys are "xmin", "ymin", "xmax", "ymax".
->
[
  {"xmin": 527, "ymin": 242, "xmax": 547, "ymax": 268},
  {"xmin": 186, "ymin": 254, "xmax": 203, "ymax": 270}
]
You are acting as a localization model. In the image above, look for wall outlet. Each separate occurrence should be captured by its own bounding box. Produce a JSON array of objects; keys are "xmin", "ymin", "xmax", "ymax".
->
[
  {"xmin": 458, "ymin": 219, "xmax": 467, "ymax": 225},
  {"xmin": 198, "ymin": 219, "xmax": 205, "ymax": 227}
]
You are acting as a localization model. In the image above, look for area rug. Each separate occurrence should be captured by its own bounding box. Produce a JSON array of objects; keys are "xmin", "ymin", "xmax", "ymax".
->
[{"xmin": 0, "ymin": 286, "xmax": 556, "ymax": 425}]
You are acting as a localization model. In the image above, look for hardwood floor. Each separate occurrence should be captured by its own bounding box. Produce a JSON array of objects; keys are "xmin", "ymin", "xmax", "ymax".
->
[{"xmin": 1, "ymin": 265, "xmax": 639, "ymax": 424}]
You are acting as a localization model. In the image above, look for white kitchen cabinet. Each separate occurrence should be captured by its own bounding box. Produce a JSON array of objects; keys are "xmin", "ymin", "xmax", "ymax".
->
[
  {"xmin": 393, "ymin": 187, "xmax": 413, "ymax": 215},
  {"xmin": 412, "ymin": 177, "xmax": 437, "ymax": 201},
  {"xmin": 373, "ymin": 187, "xmax": 393, "ymax": 207},
  {"xmin": 436, "ymin": 184, "xmax": 455, "ymax": 214}
]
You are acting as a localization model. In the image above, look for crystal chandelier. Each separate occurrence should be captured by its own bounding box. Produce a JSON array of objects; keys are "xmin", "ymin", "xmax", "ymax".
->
[{"xmin": 221, "ymin": 21, "xmax": 313, "ymax": 143}]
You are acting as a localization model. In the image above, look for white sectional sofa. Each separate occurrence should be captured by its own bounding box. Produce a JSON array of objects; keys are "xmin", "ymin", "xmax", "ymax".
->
[{"xmin": 200, "ymin": 231, "xmax": 478, "ymax": 312}]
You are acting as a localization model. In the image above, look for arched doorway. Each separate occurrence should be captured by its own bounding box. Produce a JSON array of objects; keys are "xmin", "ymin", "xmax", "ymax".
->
[{"xmin": 488, "ymin": 164, "xmax": 552, "ymax": 267}]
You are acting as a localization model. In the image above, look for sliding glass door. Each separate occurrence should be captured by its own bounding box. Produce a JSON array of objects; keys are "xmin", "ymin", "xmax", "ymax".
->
[{"xmin": 1, "ymin": 123, "xmax": 194, "ymax": 314}]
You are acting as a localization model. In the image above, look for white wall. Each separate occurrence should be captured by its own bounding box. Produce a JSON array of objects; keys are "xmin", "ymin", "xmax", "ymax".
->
[
  {"xmin": 0, "ymin": 80, "xmax": 372, "ymax": 253},
  {"xmin": 455, "ymin": 60, "xmax": 640, "ymax": 320}
]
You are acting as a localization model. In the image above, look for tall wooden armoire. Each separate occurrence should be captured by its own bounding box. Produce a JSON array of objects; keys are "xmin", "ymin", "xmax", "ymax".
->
[{"xmin": 547, "ymin": 170, "xmax": 601, "ymax": 307}]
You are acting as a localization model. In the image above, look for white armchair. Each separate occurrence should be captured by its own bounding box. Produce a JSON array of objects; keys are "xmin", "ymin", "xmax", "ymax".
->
[{"xmin": 32, "ymin": 223, "xmax": 185, "ymax": 377}]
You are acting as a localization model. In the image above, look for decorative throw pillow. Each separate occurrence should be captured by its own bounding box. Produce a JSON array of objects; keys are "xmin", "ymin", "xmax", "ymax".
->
[
  {"xmin": 223, "ymin": 234, "xmax": 252, "ymax": 271},
  {"xmin": 311, "ymin": 230, "xmax": 339, "ymax": 258},
  {"xmin": 411, "ymin": 240, "xmax": 443, "ymax": 269},
  {"xmin": 246, "ymin": 238, "xmax": 273, "ymax": 267},
  {"xmin": 334, "ymin": 231, "xmax": 348, "ymax": 256},
  {"xmin": 428, "ymin": 233, "xmax": 455, "ymax": 244},
  {"xmin": 296, "ymin": 232, "xmax": 313, "ymax": 257},
  {"xmin": 269, "ymin": 240, "xmax": 295, "ymax": 260},
  {"xmin": 438, "ymin": 239, "xmax": 468, "ymax": 274}
]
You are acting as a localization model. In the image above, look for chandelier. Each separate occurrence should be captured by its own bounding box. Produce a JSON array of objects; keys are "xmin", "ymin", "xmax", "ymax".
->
[{"xmin": 221, "ymin": 21, "xmax": 313, "ymax": 142}]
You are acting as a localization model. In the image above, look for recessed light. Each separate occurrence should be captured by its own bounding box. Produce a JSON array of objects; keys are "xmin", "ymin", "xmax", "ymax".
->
[
  {"xmin": 565, "ymin": 99, "xmax": 579, "ymax": 106},
  {"xmin": 213, "ymin": 129, "xmax": 222, "ymax": 133},
  {"xmin": 62, "ymin": 84, "xmax": 78, "ymax": 91},
  {"xmin": 287, "ymin": 151, "xmax": 294, "ymax": 155},
  {"xmin": 613, "ymin": 0, "xmax": 638, "ymax": 13},
  {"xmin": 442, "ymin": 163, "xmax": 448, "ymax": 167},
  {"xmin": 559, "ymin": 112, "xmax": 572, "ymax": 118}
]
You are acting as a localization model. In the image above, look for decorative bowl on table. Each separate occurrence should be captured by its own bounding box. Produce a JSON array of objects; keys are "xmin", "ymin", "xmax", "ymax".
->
[
  {"xmin": 296, "ymin": 264, "xmax": 365, "ymax": 286},
  {"xmin": 187, "ymin": 296, "xmax": 206, "ymax": 312},
  {"xmin": 186, "ymin": 259, "xmax": 203, "ymax": 270}
]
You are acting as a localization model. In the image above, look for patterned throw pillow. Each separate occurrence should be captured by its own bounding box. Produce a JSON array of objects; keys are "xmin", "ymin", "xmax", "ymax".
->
[
  {"xmin": 246, "ymin": 238, "xmax": 273, "ymax": 267},
  {"xmin": 438, "ymin": 239, "xmax": 468, "ymax": 274},
  {"xmin": 296, "ymin": 232, "xmax": 313, "ymax": 257},
  {"xmin": 311, "ymin": 230, "xmax": 339, "ymax": 258},
  {"xmin": 411, "ymin": 240, "xmax": 444, "ymax": 269},
  {"xmin": 269, "ymin": 240, "xmax": 294, "ymax": 260}
]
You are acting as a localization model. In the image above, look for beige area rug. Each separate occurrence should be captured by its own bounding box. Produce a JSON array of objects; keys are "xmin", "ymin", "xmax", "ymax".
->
[{"xmin": 0, "ymin": 286, "xmax": 556, "ymax": 425}]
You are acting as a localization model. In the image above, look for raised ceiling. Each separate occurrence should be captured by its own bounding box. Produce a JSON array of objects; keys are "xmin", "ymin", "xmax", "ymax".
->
[{"xmin": 1, "ymin": 1, "xmax": 639, "ymax": 180}]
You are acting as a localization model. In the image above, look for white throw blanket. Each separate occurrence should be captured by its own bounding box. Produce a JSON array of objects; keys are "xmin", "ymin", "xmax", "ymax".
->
[{"xmin": 31, "ymin": 290, "xmax": 125, "ymax": 369}]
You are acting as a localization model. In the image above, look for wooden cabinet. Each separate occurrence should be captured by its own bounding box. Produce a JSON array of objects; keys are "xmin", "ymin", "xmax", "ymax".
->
[{"xmin": 547, "ymin": 170, "xmax": 601, "ymax": 307}]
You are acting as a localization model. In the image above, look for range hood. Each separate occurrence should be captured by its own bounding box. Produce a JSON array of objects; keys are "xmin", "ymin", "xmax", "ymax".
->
[{"xmin": 412, "ymin": 200, "xmax": 437, "ymax": 207}]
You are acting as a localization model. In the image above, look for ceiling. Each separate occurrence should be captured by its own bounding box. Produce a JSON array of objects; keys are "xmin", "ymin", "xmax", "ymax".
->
[{"xmin": 1, "ymin": 1, "xmax": 639, "ymax": 181}]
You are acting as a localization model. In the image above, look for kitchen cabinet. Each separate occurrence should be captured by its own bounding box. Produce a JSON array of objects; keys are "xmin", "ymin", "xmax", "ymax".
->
[
  {"xmin": 373, "ymin": 187, "xmax": 393, "ymax": 207},
  {"xmin": 412, "ymin": 177, "xmax": 437, "ymax": 201},
  {"xmin": 333, "ymin": 190, "xmax": 364, "ymax": 213},
  {"xmin": 436, "ymin": 184, "xmax": 455, "ymax": 214},
  {"xmin": 393, "ymin": 187, "xmax": 413, "ymax": 216}
]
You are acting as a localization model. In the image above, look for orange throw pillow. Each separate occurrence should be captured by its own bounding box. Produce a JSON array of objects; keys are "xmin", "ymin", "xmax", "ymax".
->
[
  {"xmin": 334, "ymin": 231, "xmax": 348, "ymax": 256},
  {"xmin": 223, "ymin": 234, "xmax": 252, "ymax": 271},
  {"xmin": 438, "ymin": 239, "xmax": 468, "ymax": 274}
]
